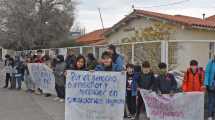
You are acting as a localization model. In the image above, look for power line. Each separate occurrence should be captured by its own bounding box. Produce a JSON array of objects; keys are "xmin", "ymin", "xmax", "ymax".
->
[{"xmin": 135, "ymin": 0, "xmax": 190, "ymax": 9}]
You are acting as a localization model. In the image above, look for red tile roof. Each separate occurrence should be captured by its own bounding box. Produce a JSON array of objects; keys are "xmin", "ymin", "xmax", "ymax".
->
[
  {"xmin": 76, "ymin": 28, "xmax": 109, "ymax": 45},
  {"xmin": 206, "ymin": 15, "xmax": 215, "ymax": 22},
  {"xmin": 106, "ymin": 9, "xmax": 215, "ymax": 35}
]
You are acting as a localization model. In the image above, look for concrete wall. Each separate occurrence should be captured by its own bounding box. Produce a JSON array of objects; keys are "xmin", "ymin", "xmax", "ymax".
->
[{"xmin": 105, "ymin": 17, "xmax": 215, "ymax": 71}]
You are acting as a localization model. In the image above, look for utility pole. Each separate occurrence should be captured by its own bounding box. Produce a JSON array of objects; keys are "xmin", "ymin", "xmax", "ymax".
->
[{"xmin": 98, "ymin": 8, "xmax": 105, "ymax": 31}]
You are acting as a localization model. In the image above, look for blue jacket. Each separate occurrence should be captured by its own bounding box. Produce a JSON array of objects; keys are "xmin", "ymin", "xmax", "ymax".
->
[
  {"xmin": 126, "ymin": 73, "xmax": 140, "ymax": 96},
  {"xmin": 204, "ymin": 59, "xmax": 215, "ymax": 87},
  {"xmin": 95, "ymin": 64, "xmax": 123, "ymax": 71},
  {"xmin": 114, "ymin": 54, "xmax": 125, "ymax": 71}
]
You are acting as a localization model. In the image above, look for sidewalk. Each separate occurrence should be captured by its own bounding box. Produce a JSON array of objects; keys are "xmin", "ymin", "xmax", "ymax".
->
[{"xmin": 0, "ymin": 88, "xmax": 64, "ymax": 120}]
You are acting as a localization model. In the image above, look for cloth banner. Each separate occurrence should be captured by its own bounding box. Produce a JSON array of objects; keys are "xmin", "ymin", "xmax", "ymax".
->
[
  {"xmin": 140, "ymin": 89, "xmax": 204, "ymax": 120},
  {"xmin": 65, "ymin": 70, "xmax": 126, "ymax": 120},
  {"xmin": 28, "ymin": 63, "xmax": 55, "ymax": 94}
]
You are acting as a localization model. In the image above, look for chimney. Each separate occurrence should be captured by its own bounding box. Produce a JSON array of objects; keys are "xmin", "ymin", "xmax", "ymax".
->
[{"xmin": 202, "ymin": 13, "xmax": 206, "ymax": 20}]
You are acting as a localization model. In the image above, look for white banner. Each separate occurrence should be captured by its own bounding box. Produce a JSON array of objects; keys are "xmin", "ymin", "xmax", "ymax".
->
[
  {"xmin": 65, "ymin": 71, "xmax": 126, "ymax": 120},
  {"xmin": 28, "ymin": 63, "xmax": 55, "ymax": 94},
  {"xmin": 140, "ymin": 90, "xmax": 204, "ymax": 120}
]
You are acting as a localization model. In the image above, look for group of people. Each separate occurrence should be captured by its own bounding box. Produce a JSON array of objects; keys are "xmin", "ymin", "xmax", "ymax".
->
[{"xmin": 2, "ymin": 44, "xmax": 215, "ymax": 120}]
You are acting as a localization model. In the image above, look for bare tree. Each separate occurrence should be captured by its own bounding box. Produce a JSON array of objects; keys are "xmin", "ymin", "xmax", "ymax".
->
[{"xmin": 0, "ymin": 0, "xmax": 76, "ymax": 50}]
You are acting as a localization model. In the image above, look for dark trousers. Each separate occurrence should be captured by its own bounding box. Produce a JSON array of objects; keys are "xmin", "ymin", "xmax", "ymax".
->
[
  {"xmin": 208, "ymin": 89, "xmax": 215, "ymax": 117},
  {"xmin": 136, "ymin": 91, "xmax": 146, "ymax": 118},
  {"xmin": 55, "ymin": 84, "xmax": 65, "ymax": 99},
  {"xmin": 126, "ymin": 91, "xmax": 136, "ymax": 115},
  {"xmin": 10, "ymin": 76, "xmax": 16, "ymax": 89},
  {"xmin": 4, "ymin": 73, "xmax": 11, "ymax": 87}
]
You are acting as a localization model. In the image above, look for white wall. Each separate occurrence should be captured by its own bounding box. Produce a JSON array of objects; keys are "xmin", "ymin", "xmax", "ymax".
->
[{"xmin": 106, "ymin": 17, "xmax": 215, "ymax": 71}]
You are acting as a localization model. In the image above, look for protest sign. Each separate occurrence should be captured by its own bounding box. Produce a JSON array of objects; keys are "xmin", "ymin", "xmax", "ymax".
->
[
  {"xmin": 140, "ymin": 90, "xmax": 204, "ymax": 120},
  {"xmin": 28, "ymin": 63, "xmax": 55, "ymax": 94},
  {"xmin": 65, "ymin": 71, "xmax": 126, "ymax": 120}
]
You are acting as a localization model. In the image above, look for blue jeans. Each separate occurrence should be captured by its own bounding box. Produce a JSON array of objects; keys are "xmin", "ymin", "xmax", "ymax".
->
[
  {"xmin": 208, "ymin": 90, "xmax": 215, "ymax": 117},
  {"xmin": 16, "ymin": 76, "xmax": 22, "ymax": 89}
]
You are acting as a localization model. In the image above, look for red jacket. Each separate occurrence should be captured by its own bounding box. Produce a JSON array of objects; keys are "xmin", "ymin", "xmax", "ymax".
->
[{"xmin": 182, "ymin": 68, "xmax": 204, "ymax": 92}]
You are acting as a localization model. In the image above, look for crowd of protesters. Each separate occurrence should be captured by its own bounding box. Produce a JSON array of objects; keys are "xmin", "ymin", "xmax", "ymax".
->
[{"xmin": 2, "ymin": 44, "xmax": 215, "ymax": 120}]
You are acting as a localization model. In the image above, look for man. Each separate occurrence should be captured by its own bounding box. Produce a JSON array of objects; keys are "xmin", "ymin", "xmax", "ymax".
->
[{"xmin": 205, "ymin": 54, "xmax": 215, "ymax": 120}]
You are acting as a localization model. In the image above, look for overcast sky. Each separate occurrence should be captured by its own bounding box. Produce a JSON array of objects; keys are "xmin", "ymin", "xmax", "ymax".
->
[{"xmin": 75, "ymin": 0, "xmax": 215, "ymax": 32}]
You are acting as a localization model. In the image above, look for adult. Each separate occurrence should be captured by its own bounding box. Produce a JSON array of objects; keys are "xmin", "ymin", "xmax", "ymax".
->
[{"xmin": 204, "ymin": 54, "xmax": 215, "ymax": 120}]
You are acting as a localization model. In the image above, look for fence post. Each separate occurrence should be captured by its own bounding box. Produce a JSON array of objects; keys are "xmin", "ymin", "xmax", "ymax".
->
[
  {"xmin": 80, "ymin": 47, "xmax": 83, "ymax": 55},
  {"xmin": 166, "ymin": 41, "xmax": 169, "ymax": 70},
  {"xmin": 93, "ymin": 46, "xmax": 96, "ymax": 57},
  {"xmin": 161, "ymin": 40, "xmax": 169, "ymax": 70},
  {"xmin": 131, "ymin": 43, "xmax": 135, "ymax": 64}
]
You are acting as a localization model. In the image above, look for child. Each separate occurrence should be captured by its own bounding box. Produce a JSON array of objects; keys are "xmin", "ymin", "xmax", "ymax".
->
[
  {"xmin": 3, "ymin": 55, "xmax": 13, "ymax": 88},
  {"xmin": 125, "ymin": 64, "xmax": 139, "ymax": 119},
  {"xmin": 14, "ymin": 56, "xmax": 25, "ymax": 90},
  {"xmin": 107, "ymin": 45, "xmax": 125, "ymax": 70},
  {"xmin": 182, "ymin": 60, "xmax": 204, "ymax": 92},
  {"xmin": 95, "ymin": 51, "xmax": 123, "ymax": 71},
  {"xmin": 155, "ymin": 63, "xmax": 177, "ymax": 95},
  {"xmin": 136, "ymin": 61, "xmax": 155, "ymax": 120},
  {"xmin": 71, "ymin": 55, "xmax": 86, "ymax": 70},
  {"xmin": 86, "ymin": 53, "xmax": 97, "ymax": 70},
  {"xmin": 53, "ymin": 55, "xmax": 66, "ymax": 102}
]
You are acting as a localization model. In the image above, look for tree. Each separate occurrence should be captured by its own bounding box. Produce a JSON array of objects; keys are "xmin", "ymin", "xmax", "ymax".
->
[{"xmin": 0, "ymin": 0, "xmax": 76, "ymax": 50}]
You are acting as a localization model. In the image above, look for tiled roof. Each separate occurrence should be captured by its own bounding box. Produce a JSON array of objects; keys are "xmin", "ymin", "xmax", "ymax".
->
[
  {"xmin": 76, "ymin": 28, "xmax": 109, "ymax": 45},
  {"xmin": 105, "ymin": 9, "xmax": 215, "ymax": 35},
  {"xmin": 206, "ymin": 15, "xmax": 215, "ymax": 22}
]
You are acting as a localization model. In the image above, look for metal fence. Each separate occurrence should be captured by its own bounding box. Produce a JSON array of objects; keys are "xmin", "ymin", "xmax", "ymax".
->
[{"xmin": 15, "ymin": 40, "xmax": 215, "ymax": 71}]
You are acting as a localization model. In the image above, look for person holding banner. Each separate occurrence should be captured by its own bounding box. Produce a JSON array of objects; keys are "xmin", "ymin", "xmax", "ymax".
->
[
  {"xmin": 155, "ymin": 63, "xmax": 177, "ymax": 95},
  {"xmin": 53, "ymin": 55, "xmax": 66, "ymax": 102},
  {"xmin": 71, "ymin": 55, "xmax": 87, "ymax": 70},
  {"xmin": 124, "ymin": 64, "xmax": 138, "ymax": 119},
  {"xmin": 182, "ymin": 60, "xmax": 205, "ymax": 92},
  {"xmin": 24, "ymin": 56, "xmax": 35, "ymax": 92},
  {"xmin": 205, "ymin": 54, "xmax": 215, "ymax": 120},
  {"xmin": 136, "ymin": 61, "xmax": 155, "ymax": 120},
  {"xmin": 34, "ymin": 50, "xmax": 44, "ymax": 95},
  {"xmin": 95, "ymin": 51, "xmax": 123, "ymax": 71}
]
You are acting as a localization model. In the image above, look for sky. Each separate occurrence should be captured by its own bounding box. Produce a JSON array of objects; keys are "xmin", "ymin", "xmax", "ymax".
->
[{"xmin": 74, "ymin": 0, "xmax": 215, "ymax": 32}]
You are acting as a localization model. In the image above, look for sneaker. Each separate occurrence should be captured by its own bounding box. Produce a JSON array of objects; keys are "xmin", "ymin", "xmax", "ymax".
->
[
  {"xmin": 59, "ymin": 99, "xmax": 64, "ymax": 102},
  {"xmin": 208, "ymin": 117, "xmax": 213, "ymax": 120},
  {"xmin": 54, "ymin": 97, "xmax": 60, "ymax": 101}
]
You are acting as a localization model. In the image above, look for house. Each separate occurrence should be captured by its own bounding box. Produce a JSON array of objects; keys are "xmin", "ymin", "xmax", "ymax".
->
[
  {"xmin": 75, "ymin": 28, "xmax": 109, "ymax": 45},
  {"xmin": 75, "ymin": 9, "xmax": 215, "ymax": 70},
  {"xmin": 103, "ymin": 9, "xmax": 215, "ymax": 70}
]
